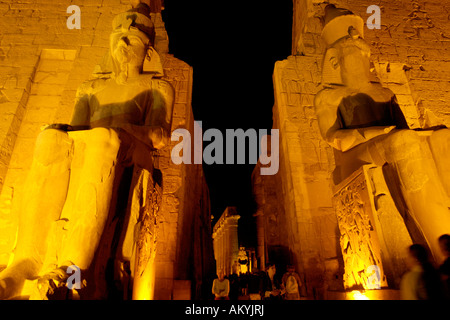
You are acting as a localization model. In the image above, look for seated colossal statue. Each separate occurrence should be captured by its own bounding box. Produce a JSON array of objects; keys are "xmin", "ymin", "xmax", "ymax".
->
[
  {"xmin": 314, "ymin": 5, "xmax": 450, "ymax": 266},
  {"xmin": 0, "ymin": 2, "xmax": 174, "ymax": 300}
]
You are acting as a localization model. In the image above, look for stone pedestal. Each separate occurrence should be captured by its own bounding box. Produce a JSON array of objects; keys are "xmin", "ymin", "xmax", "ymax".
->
[
  {"xmin": 326, "ymin": 289, "xmax": 400, "ymax": 300},
  {"xmin": 333, "ymin": 165, "xmax": 413, "ymax": 290},
  {"xmin": 333, "ymin": 166, "xmax": 387, "ymax": 290}
]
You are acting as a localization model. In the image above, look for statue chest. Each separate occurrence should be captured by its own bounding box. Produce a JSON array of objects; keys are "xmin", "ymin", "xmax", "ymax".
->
[{"xmin": 88, "ymin": 84, "xmax": 153, "ymax": 124}]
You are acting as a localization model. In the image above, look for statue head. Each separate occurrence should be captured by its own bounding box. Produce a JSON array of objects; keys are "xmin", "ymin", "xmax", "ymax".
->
[
  {"xmin": 320, "ymin": 5, "xmax": 370, "ymax": 87},
  {"xmin": 326, "ymin": 33, "xmax": 371, "ymax": 87},
  {"xmin": 110, "ymin": 3, "xmax": 162, "ymax": 80}
]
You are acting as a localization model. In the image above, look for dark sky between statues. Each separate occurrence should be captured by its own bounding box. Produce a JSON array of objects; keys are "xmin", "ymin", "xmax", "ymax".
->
[{"xmin": 163, "ymin": 0, "xmax": 293, "ymax": 246}]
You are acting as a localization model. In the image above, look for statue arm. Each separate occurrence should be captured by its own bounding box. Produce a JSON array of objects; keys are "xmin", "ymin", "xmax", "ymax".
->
[
  {"xmin": 328, "ymin": 126, "xmax": 395, "ymax": 152},
  {"xmin": 146, "ymin": 80, "xmax": 174, "ymax": 149},
  {"xmin": 314, "ymin": 89, "xmax": 395, "ymax": 152},
  {"xmin": 69, "ymin": 90, "xmax": 91, "ymax": 129},
  {"xmin": 44, "ymin": 85, "xmax": 91, "ymax": 131},
  {"xmin": 315, "ymin": 89, "xmax": 366, "ymax": 151}
]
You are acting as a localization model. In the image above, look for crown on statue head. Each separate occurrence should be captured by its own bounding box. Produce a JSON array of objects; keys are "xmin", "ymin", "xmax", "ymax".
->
[
  {"xmin": 321, "ymin": 4, "xmax": 365, "ymax": 47},
  {"xmin": 112, "ymin": 2, "xmax": 156, "ymax": 46}
]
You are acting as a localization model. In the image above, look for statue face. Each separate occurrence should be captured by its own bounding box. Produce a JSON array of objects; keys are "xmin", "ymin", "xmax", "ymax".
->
[
  {"xmin": 328, "ymin": 37, "xmax": 371, "ymax": 86},
  {"xmin": 339, "ymin": 45, "xmax": 370, "ymax": 83},
  {"xmin": 110, "ymin": 28, "xmax": 148, "ymax": 68}
]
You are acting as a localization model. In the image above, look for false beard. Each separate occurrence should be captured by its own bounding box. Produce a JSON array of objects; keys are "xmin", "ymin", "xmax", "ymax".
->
[{"xmin": 116, "ymin": 62, "xmax": 130, "ymax": 85}]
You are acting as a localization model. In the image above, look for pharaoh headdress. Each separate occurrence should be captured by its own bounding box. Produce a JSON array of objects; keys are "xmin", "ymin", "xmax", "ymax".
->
[{"xmin": 94, "ymin": 2, "xmax": 164, "ymax": 79}]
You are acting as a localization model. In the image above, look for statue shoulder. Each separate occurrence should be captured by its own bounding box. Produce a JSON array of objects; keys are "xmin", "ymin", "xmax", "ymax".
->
[
  {"xmin": 151, "ymin": 78, "xmax": 175, "ymax": 98},
  {"xmin": 138, "ymin": 76, "xmax": 173, "ymax": 91},
  {"xmin": 375, "ymin": 84, "xmax": 396, "ymax": 101},
  {"xmin": 315, "ymin": 86, "xmax": 349, "ymax": 110}
]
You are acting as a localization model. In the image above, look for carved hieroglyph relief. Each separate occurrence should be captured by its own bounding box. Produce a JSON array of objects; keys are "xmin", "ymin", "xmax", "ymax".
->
[{"xmin": 334, "ymin": 169, "xmax": 388, "ymax": 290}]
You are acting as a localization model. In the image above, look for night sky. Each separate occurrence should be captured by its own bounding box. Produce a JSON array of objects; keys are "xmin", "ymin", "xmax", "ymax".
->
[{"xmin": 162, "ymin": 1, "xmax": 293, "ymax": 247}]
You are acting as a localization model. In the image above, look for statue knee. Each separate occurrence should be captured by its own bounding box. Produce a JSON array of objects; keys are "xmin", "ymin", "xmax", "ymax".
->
[
  {"xmin": 389, "ymin": 129, "xmax": 420, "ymax": 147},
  {"xmin": 429, "ymin": 128, "xmax": 450, "ymax": 147},
  {"xmin": 34, "ymin": 129, "xmax": 72, "ymax": 166},
  {"xmin": 385, "ymin": 129, "xmax": 421, "ymax": 161},
  {"xmin": 89, "ymin": 127, "xmax": 121, "ymax": 155},
  {"xmin": 428, "ymin": 128, "xmax": 450, "ymax": 192}
]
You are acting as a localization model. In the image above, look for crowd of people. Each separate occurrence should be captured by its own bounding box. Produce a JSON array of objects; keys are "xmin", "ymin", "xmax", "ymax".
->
[
  {"xmin": 212, "ymin": 263, "xmax": 303, "ymax": 301},
  {"xmin": 211, "ymin": 234, "xmax": 450, "ymax": 300}
]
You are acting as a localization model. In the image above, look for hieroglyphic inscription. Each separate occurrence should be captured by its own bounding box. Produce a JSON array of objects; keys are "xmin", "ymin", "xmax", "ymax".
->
[
  {"xmin": 135, "ymin": 176, "xmax": 161, "ymax": 278},
  {"xmin": 333, "ymin": 169, "xmax": 388, "ymax": 290}
]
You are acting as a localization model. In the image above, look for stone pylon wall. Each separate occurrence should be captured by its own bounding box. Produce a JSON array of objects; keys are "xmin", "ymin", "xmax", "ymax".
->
[{"xmin": 268, "ymin": 0, "xmax": 450, "ymax": 298}]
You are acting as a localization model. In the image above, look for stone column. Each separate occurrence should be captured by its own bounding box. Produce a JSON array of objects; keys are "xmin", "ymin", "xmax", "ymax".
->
[
  {"xmin": 212, "ymin": 207, "xmax": 240, "ymax": 276},
  {"xmin": 212, "ymin": 231, "xmax": 216, "ymax": 272},
  {"xmin": 227, "ymin": 216, "xmax": 240, "ymax": 275},
  {"xmin": 212, "ymin": 227, "xmax": 224, "ymax": 275},
  {"xmin": 254, "ymin": 210, "xmax": 265, "ymax": 270},
  {"xmin": 219, "ymin": 229, "xmax": 223, "ymax": 273}
]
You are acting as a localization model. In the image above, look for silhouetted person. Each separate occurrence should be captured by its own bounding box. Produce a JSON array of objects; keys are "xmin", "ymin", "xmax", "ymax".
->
[
  {"xmin": 247, "ymin": 269, "xmax": 261, "ymax": 300},
  {"xmin": 261, "ymin": 263, "xmax": 281, "ymax": 300},
  {"xmin": 400, "ymin": 244, "xmax": 444, "ymax": 300},
  {"xmin": 438, "ymin": 234, "xmax": 450, "ymax": 299},
  {"xmin": 239, "ymin": 272, "xmax": 249, "ymax": 297},
  {"xmin": 281, "ymin": 265, "xmax": 302, "ymax": 300},
  {"xmin": 228, "ymin": 271, "xmax": 239, "ymax": 300}
]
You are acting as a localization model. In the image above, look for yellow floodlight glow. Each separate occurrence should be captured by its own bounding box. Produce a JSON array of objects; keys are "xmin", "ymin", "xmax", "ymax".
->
[{"xmin": 350, "ymin": 290, "xmax": 370, "ymax": 300}]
